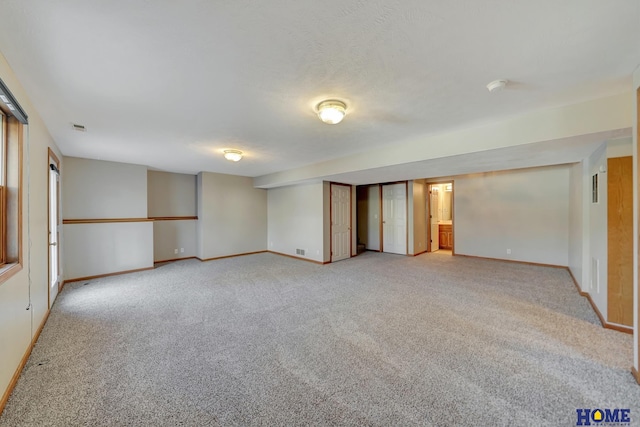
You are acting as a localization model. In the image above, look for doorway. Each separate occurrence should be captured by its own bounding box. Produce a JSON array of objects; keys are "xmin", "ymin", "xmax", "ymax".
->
[
  {"xmin": 330, "ymin": 183, "xmax": 351, "ymax": 262},
  {"xmin": 48, "ymin": 149, "xmax": 60, "ymax": 308},
  {"xmin": 382, "ymin": 182, "xmax": 407, "ymax": 255},
  {"xmin": 428, "ymin": 182, "xmax": 454, "ymax": 254}
]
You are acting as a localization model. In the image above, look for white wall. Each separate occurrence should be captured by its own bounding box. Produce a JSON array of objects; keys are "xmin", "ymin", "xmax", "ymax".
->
[
  {"xmin": 147, "ymin": 171, "xmax": 196, "ymax": 217},
  {"xmin": 267, "ymin": 182, "xmax": 325, "ymax": 262},
  {"xmin": 62, "ymin": 157, "xmax": 153, "ymax": 280},
  {"xmin": 148, "ymin": 171, "xmax": 197, "ymax": 262},
  {"xmin": 196, "ymin": 172, "xmax": 267, "ymax": 260},
  {"xmin": 64, "ymin": 222, "xmax": 153, "ymax": 279},
  {"xmin": 588, "ymin": 145, "xmax": 608, "ymax": 319},
  {"xmin": 0, "ymin": 52, "xmax": 63, "ymax": 405},
  {"xmin": 455, "ymin": 165, "xmax": 570, "ymax": 266},
  {"xmin": 568, "ymin": 162, "xmax": 584, "ymax": 287},
  {"xmin": 63, "ymin": 157, "xmax": 147, "ymax": 218}
]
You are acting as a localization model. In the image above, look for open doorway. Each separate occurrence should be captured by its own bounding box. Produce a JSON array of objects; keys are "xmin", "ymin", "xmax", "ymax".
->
[{"xmin": 428, "ymin": 182, "xmax": 453, "ymax": 254}]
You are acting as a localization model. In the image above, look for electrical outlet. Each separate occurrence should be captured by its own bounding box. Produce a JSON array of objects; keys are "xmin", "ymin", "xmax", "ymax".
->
[
  {"xmin": 174, "ymin": 249, "xmax": 178, "ymax": 254},
  {"xmin": 180, "ymin": 248, "xmax": 184, "ymax": 253},
  {"xmin": 270, "ymin": 241, "xmax": 273, "ymax": 247},
  {"xmin": 506, "ymin": 249, "xmax": 511, "ymax": 255}
]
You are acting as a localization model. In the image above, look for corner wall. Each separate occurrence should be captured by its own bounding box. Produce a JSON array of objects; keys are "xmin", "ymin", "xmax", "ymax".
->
[
  {"xmin": 196, "ymin": 172, "xmax": 267, "ymax": 260},
  {"xmin": 148, "ymin": 171, "xmax": 197, "ymax": 262},
  {"xmin": 454, "ymin": 165, "xmax": 570, "ymax": 266},
  {"xmin": 587, "ymin": 145, "xmax": 608, "ymax": 319},
  {"xmin": 62, "ymin": 157, "xmax": 153, "ymax": 280},
  {"xmin": 267, "ymin": 182, "xmax": 325, "ymax": 262},
  {"xmin": 0, "ymin": 52, "xmax": 63, "ymax": 408}
]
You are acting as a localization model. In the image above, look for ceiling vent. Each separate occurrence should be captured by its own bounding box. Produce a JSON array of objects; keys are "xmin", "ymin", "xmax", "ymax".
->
[{"xmin": 71, "ymin": 123, "xmax": 86, "ymax": 132}]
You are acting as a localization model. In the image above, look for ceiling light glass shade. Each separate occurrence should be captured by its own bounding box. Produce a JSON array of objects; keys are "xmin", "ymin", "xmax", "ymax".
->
[
  {"xmin": 317, "ymin": 100, "xmax": 346, "ymax": 124},
  {"xmin": 223, "ymin": 149, "xmax": 243, "ymax": 162}
]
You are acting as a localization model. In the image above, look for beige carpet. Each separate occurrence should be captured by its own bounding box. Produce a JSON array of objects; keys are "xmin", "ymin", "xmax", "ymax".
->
[{"xmin": 1, "ymin": 251, "xmax": 638, "ymax": 426}]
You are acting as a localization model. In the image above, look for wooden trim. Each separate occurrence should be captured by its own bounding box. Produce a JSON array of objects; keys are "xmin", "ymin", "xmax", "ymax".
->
[
  {"xmin": 567, "ymin": 267, "xmax": 633, "ymax": 334},
  {"xmin": 453, "ymin": 253, "xmax": 567, "ymax": 269},
  {"xmin": 451, "ymin": 180, "xmax": 455, "ymax": 255},
  {"xmin": 379, "ymin": 184, "xmax": 383, "ymax": 252},
  {"xmin": 582, "ymin": 292, "xmax": 633, "ymax": 334},
  {"xmin": 412, "ymin": 250, "xmax": 427, "ymax": 257},
  {"xmin": 154, "ymin": 256, "xmax": 197, "ymax": 264},
  {"xmin": 149, "ymin": 216, "xmax": 198, "ymax": 221},
  {"xmin": 0, "ymin": 112, "xmax": 6, "ymax": 265},
  {"xmin": 0, "ymin": 262, "xmax": 22, "ymax": 284},
  {"xmin": 632, "ymin": 367, "xmax": 640, "ymax": 385},
  {"xmin": 0, "ymin": 117, "xmax": 23, "ymax": 285},
  {"xmin": 0, "ymin": 308, "xmax": 50, "ymax": 415},
  {"xmin": 567, "ymin": 268, "xmax": 588, "ymax": 297},
  {"xmin": 63, "ymin": 218, "xmax": 154, "ymax": 224},
  {"xmin": 64, "ymin": 266, "xmax": 154, "ymax": 284},
  {"xmin": 268, "ymin": 250, "xmax": 329, "ymax": 265},
  {"xmin": 196, "ymin": 250, "xmax": 267, "ymax": 262},
  {"xmin": 636, "ymin": 86, "xmax": 640, "ymax": 380},
  {"xmin": 405, "ymin": 181, "xmax": 409, "ymax": 255}
]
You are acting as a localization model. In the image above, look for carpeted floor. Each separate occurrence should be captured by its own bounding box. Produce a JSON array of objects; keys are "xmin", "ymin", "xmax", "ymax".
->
[{"xmin": 1, "ymin": 251, "xmax": 638, "ymax": 426}]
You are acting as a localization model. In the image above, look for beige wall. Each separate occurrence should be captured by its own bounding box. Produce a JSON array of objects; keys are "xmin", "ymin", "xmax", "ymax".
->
[
  {"xmin": 454, "ymin": 165, "xmax": 571, "ymax": 266},
  {"xmin": 62, "ymin": 157, "xmax": 153, "ymax": 280},
  {"xmin": 267, "ymin": 182, "xmax": 325, "ymax": 262},
  {"xmin": 147, "ymin": 171, "xmax": 196, "ymax": 217},
  {"xmin": 64, "ymin": 222, "xmax": 153, "ymax": 279},
  {"xmin": 148, "ymin": 171, "xmax": 197, "ymax": 262},
  {"xmin": 196, "ymin": 172, "xmax": 267, "ymax": 259},
  {"xmin": 0, "ymin": 52, "xmax": 63, "ymax": 405},
  {"xmin": 63, "ymin": 157, "xmax": 147, "ymax": 218},
  {"xmin": 412, "ymin": 179, "xmax": 427, "ymax": 255}
]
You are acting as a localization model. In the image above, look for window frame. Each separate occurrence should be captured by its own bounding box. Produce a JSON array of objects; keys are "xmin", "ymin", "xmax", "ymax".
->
[{"xmin": 0, "ymin": 95, "xmax": 24, "ymax": 284}]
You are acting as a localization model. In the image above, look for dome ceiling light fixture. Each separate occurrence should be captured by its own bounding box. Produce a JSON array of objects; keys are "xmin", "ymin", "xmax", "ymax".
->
[
  {"xmin": 486, "ymin": 79, "xmax": 508, "ymax": 92},
  {"xmin": 223, "ymin": 149, "xmax": 243, "ymax": 162},
  {"xmin": 316, "ymin": 99, "xmax": 347, "ymax": 124}
]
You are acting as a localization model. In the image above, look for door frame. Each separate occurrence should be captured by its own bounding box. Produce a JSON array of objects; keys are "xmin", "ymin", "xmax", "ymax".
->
[
  {"xmin": 329, "ymin": 182, "xmax": 352, "ymax": 263},
  {"xmin": 426, "ymin": 180, "xmax": 455, "ymax": 254},
  {"xmin": 47, "ymin": 148, "xmax": 60, "ymax": 308}
]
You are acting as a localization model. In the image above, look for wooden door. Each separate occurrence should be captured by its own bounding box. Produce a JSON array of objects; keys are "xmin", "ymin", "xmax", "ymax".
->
[
  {"xmin": 607, "ymin": 156, "xmax": 633, "ymax": 326},
  {"xmin": 331, "ymin": 184, "xmax": 351, "ymax": 262}
]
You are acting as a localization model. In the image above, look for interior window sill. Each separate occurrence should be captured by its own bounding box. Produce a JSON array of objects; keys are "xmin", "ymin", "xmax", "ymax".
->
[{"xmin": 0, "ymin": 262, "xmax": 22, "ymax": 285}]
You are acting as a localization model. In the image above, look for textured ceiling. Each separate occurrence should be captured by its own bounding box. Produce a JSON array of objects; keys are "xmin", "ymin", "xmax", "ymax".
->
[{"xmin": 0, "ymin": 1, "xmax": 638, "ymax": 181}]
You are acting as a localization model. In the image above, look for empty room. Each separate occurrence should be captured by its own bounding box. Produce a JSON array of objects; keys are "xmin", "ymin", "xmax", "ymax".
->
[{"xmin": 1, "ymin": 1, "xmax": 640, "ymax": 426}]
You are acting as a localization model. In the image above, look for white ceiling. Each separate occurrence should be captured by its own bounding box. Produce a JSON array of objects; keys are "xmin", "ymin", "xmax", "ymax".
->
[{"xmin": 0, "ymin": 1, "xmax": 638, "ymax": 182}]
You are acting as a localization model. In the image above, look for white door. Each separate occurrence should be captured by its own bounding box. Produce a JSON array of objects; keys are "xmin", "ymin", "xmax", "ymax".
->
[
  {"xmin": 48, "ymin": 153, "xmax": 60, "ymax": 308},
  {"xmin": 331, "ymin": 184, "xmax": 351, "ymax": 262},
  {"xmin": 382, "ymin": 183, "xmax": 407, "ymax": 254},
  {"xmin": 429, "ymin": 186, "xmax": 439, "ymax": 251}
]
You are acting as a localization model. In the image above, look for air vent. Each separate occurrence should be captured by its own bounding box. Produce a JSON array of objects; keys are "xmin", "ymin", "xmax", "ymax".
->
[
  {"xmin": 296, "ymin": 249, "xmax": 305, "ymax": 256},
  {"xmin": 72, "ymin": 123, "xmax": 86, "ymax": 132}
]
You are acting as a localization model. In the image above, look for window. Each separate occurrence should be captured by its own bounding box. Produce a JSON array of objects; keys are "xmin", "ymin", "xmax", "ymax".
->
[{"xmin": 0, "ymin": 77, "xmax": 26, "ymax": 283}]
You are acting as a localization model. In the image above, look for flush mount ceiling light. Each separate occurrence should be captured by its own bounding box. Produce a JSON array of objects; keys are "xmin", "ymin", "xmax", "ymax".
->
[
  {"xmin": 486, "ymin": 79, "xmax": 508, "ymax": 92},
  {"xmin": 316, "ymin": 99, "xmax": 347, "ymax": 124},
  {"xmin": 223, "ymin": 149, "xmax": 243, "ymax": 162}
]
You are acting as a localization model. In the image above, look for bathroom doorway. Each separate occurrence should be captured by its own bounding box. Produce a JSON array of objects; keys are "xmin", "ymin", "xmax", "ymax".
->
[{"xmin": 428, "ymin": 182, "xmax": 453, "ymax": 254}]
